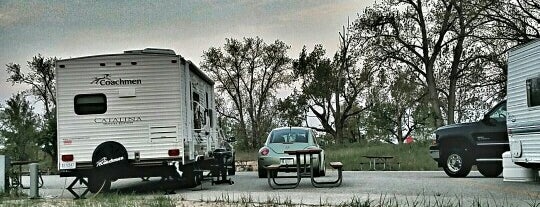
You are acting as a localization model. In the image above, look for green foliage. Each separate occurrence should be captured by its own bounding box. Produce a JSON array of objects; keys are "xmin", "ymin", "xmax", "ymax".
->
[
  {"xmin": 0, "ymin": 93, "xmax": 39, "ymax": 161},
  {"xmin": 276, "ymin": 90, "xmax": 307, "ymax": 126},
  {"xmin": 6, "ymin": 55, "xmax": 58, "ymax": 164},
  {"xmin": 236, "ymin": 140, "xmax": 438, "ymax": 171},
  {"xmin": 325, "ymin": 141, "xmax": 438, "ymax": 171},
  {"xmin": 291, "ymin": 31, "xmax": 373, "ymax": 144},
  {"xmin": 201, "ymin": 37, "xmax": 292, "ymax": 149},
  {"xmin": 37, "ymin": 112, "xmax": 57, "ymax": 164}
]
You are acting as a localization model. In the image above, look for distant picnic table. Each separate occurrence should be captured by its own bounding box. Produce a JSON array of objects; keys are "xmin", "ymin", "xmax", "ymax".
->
[{"xmin": 362, "ymin": 155, "xmax": 399, "ymax": 171}]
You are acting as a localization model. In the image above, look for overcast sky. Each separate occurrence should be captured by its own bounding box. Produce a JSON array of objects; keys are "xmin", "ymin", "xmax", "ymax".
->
[{"xmin": 0, "ymin": 0, "xmax": 375, "ymax": 109}]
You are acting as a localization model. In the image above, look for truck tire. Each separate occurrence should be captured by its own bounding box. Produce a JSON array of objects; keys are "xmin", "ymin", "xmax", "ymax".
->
[
  {"xmin": 442, "ymin": 148, "xmax": 472, "ymax": 177},
  {"xmin": 477, "ymin": 163, "xmax": 503, "ymax": 178}
]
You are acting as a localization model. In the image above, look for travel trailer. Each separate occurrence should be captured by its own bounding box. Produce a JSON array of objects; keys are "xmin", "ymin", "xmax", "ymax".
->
[
  {"xmin": 56, "ymin": 48, "xmax": 234, "ymax": 195},
  {"xmin": 507, "ymin": 39, "xmax": 540, "ymax": 168}
]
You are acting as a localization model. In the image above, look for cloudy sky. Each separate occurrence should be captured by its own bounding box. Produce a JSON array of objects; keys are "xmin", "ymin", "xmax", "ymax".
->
[{"xmin": 0, "ymin": 0, "xmax": 375, "ymax": 109}]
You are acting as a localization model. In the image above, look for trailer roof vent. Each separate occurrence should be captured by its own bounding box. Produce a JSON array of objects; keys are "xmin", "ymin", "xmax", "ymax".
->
[
  {"xmin": 142, "ymin": 48, "xmax": 176, "ymax": 55},
  {"xmin": 124, "ymin": 48, "xmax": 176, "ymax": 55}
]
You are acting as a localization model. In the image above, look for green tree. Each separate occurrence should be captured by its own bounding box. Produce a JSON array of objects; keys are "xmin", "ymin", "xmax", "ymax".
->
[
  {"xmin": 201, "ymin": 37, "xmax": 292, "ymax": 149},
  {"xmin": 292, "ymin": 28, "xmax": 373, "ymax": 144},
  {"xmin": 0, "ymin": 93, "xmax": 39, "ymax": 161},
  {"xmin": 276, "ymin": 90, "xmax": 308, "ymax": 126},
  {"xmin": 486, "ymin": 0, "xmax": 540, "ymax": 43},
  {"xmin": 352, "ymin": 0, "xmax": 507, "ymax": 127},
  {"xmin": 6, "ymin": 55, "xmax": 57, "ymax": 164}
]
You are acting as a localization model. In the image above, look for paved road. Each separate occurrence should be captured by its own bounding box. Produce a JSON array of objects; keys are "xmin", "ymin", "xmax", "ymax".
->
[{"xmin": 27, "ymin": 171, "xmax": 540, "ymax": 206}]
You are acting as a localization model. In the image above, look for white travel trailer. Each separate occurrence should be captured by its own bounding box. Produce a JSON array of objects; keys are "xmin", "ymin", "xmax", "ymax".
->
[
  {"xmin": 56, "ymin": 48, "xmax": 234, "ymax": 196},
  {"xmin": 507, "ymin": 39, "xmax": 540, "ymax": 168}
]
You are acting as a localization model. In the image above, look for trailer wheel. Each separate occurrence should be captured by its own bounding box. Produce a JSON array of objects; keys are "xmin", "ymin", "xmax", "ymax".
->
[
  {"xmin": 88, "ymin": 174, "xmax": 111, "ymax": 193},
  {"xmin": 90, "ymin": 141, "xmax": 129, "ymax": 193},
  {"xmin": 182, "ymin": 164, "xmax": 202, "ymax": 188},
  {"xmin": 92, "ymin": 141, "xmax": 129, "ymax": 170}
]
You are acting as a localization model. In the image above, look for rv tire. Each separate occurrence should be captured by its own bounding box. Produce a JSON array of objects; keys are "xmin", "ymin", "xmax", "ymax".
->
[
  {"xmin": 258, "ymin": 166, "xmax": 267, "ymax": 178},
  {"xmin": 182, "ymin": 164, "xmax": 202, "ymax": 188},
  {"xmin": 88, "ymin": 174, "xmax": 111, "ymax": 193}
]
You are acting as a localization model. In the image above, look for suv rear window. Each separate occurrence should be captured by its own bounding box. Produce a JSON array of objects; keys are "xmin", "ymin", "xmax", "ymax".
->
[
  {"xmin": 74, "ymin": 94, "xmax": 107, "ymax": 115},
  {"xmin": 527, "ymin": 77, "xmax": 540, "ymax": 107},
  {"xmin": 270, "ymin": 129, "xmax": 309, "ymax": 143}
]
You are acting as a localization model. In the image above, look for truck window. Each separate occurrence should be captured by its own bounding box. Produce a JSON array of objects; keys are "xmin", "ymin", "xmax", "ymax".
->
[
  {"xmin": 488, "ymin": 102, "xmax": 506, "ymax": 122},
  {"xmin": 74, "ymin": 94, "xmax": 107, "ymax": 115},
  {"xmin": 527, "ymin": 77, "xmax": 540, "ymax": 107}
]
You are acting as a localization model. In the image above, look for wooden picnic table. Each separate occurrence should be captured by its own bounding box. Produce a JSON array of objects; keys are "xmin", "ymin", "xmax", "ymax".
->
[{"xmin": 362, "ymin": 155, "xmax": 394, "ymax": 170}]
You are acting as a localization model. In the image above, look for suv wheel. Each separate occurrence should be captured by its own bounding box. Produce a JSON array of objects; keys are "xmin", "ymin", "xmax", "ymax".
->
[
  {"xmin": 443, "ymin": 148, "xmax": 472, "ymax": 177},
  {"xmin": 477, "ymin": 162, "xmax": 503, "ymax": 178},
  {"xmin": 258, "ymin": 167, "xmax": 267, "ymax": 178}
]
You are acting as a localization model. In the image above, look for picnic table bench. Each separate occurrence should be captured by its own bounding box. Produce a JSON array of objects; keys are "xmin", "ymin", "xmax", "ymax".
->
[{"xmin": 265, "ymin": 149, "xmax": 343, "ymax": 189}]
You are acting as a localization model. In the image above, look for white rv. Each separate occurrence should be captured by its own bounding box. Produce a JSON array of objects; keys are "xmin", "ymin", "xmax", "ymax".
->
[
  {"xmin": 56, "ymin": 48, "xmax": 234, "ymax": 194},
  {"xmin": 507, "ymin": 39, "xmax": 540, "ymax": 168}
]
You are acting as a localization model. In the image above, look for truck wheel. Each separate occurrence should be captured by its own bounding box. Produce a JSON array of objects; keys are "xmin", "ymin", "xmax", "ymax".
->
[
  {"xmin": 442, "ymin": 149, "xmax": 472, "ymax": 177},
  {"xmin": 477, "ymin": 163, "xmax": 503, "ymax": 178}
]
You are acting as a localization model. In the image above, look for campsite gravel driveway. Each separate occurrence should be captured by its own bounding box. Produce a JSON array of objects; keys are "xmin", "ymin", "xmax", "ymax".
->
[{"xmin": 32, "ymin": 171, "xmax": 540, "ymax": 206}]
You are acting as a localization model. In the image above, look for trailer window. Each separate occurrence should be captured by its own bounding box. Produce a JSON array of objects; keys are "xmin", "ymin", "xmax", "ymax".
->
[
  {"xmin": 527, "ymin": 77, "xmax": 540, "ymax": 107},
  {"xmin": 74, "ymin": 94, "xmax": 107, "ymax": 115}
]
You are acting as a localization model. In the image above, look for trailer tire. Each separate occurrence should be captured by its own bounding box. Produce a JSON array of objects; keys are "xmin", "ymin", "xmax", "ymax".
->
[
  {"xmin": 88, "ymin": 174, "xmax": 111, "ymax": 193},
  {"xmin": 89, "ymin": 141, "xmax": 128, "ymax": 193},
  {"xmin": 182, "ymin": 164, "xmax": 202, "ymax": 188},
  {"xmin": 92, "ymin": 141, "xmax": 129, "ymax": 170}
]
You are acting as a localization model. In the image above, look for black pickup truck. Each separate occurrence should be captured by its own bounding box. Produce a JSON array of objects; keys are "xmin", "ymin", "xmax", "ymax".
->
[{"xmin": 429, "ymin": 100, "xmax": 509, "ymax": 178}]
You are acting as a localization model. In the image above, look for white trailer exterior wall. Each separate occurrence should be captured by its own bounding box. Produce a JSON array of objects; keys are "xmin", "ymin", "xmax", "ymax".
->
[
  {"xmin": 56, "ymin": 50, "xmax": 216, "ymax": 171},
  {"xmin": 507, "ymin": 40, "xmax": 540, "ymax": 165}
]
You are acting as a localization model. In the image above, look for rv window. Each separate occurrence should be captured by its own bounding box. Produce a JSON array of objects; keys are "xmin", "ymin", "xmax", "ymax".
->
[
  {"xmin": 527, "ymin": 77, "xmax": 540, "ymax": 107},
  {"xmin": 74, "ymin": 94, "xmax": 107, "ymax": 115}
]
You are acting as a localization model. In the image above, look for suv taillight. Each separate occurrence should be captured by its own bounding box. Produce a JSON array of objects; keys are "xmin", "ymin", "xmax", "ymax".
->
[{"xmin": 260, "ymin": 148, "xmax": 269, "ymax": 156}]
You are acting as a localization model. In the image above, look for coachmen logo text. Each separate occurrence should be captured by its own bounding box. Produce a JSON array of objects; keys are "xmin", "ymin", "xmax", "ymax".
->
[
  {"xmin": 96, "ymin": 157, "xmax": 125, "ymax": 167},
  {"xmin": 91, "ymin": 74, "xmax": 142, "ymax": 86}
]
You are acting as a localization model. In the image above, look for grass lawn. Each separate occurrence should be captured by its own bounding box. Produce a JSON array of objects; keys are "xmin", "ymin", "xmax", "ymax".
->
[{"xmin": 236, "ymin": 141, "xmax": 439, "ymax": 171}]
